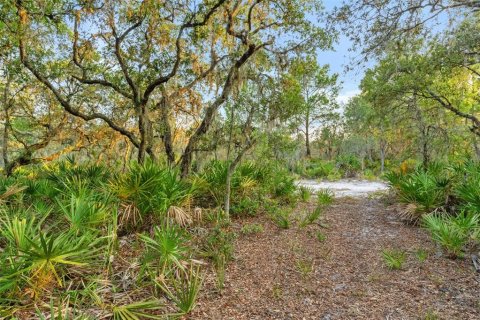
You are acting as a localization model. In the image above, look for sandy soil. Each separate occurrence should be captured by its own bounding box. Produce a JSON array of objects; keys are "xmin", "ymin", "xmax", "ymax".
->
[
  {"xmin": 191, "ymin": 197, "xmax": 480, "ymax": 319},
  {"xmin": 296, "ymin": 179, "xmax": 389, "ymax": 197}
]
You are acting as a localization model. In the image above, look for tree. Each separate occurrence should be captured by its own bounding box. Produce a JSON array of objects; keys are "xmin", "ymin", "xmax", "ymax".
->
[
  {"xmin": 335, "ymin": 0, "xmax": 479, "ymax": 58},
  {"xmin": 4, "ymin": 0, "xmax": 330, "ymax": 176},
  {"xmin": 288, "ymin": 57, "xmax": 339, "ymax": 157}
]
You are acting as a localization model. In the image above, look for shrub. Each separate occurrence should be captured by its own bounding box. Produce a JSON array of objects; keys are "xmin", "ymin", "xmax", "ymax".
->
[
  {"xmin": 230, "ymin": 197, "xmax": 260, "ymax": 217},
  {"xmin": 56, "ymin": 192, "xmax": 109, "ymax": 234},
  {"xmin": 21, "ymin": 231, "xmax": 99, "ymax": 290},
  {"xmin": 155, "ymin": 265, "xmax": 203, "ymax": 314},
  {"xmin": 196, "ymin": 160, "xmax": 269, "ymax": 208},
  {"xmin": 422, "ymin": 212, "xmax": 479, "ymax": 258},
  {"xmin": 112, "ymin": 300, "xmax": 163, "ymax": 320},
  {"xmin": 110, "ymin": 161, "xmax": 194, "ymax": 229},
  {"xmin": 201, "ymin": 227, "xmax": 235, "ymax": 290},
  {"xmin": 454, "ymin": 162, "xmax": 480, "ymax": 214},
  {"xmin": 388, "ymin": 169, "xmax": 448, "ymax": 222},
  {"xmin": 270, "ymin": 170, "xmax": 297, "ymax": 203},
  {"xmin": 336, "ymin": 155, "xmax": 361, "ymax": 178},
  {"xmin": 303, "ymin": 160, "xmax": 336, "ymax": 178},
  {"xmin": 140, "ymin": 223, "xmax": 189, "ymax": 275}
]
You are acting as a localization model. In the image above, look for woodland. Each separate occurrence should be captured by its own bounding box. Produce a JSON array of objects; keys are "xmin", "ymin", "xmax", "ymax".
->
[{"xmin": 0, "ymin": 0, "xmax": 479, "ymax": 319}]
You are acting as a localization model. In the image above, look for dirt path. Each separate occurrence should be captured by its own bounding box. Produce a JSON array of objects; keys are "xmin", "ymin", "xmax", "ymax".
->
[{"xmin": 192, "ymin": 197, "xmax": 480, "ymax": 319}]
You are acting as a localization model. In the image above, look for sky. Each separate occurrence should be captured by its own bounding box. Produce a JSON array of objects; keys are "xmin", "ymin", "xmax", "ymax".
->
[
  {"xmin": 317, "ymin": 0, "xmax": 456, "ymax": 106},
  {"xmin": 317, "ymin": 0, "xmax": 368, "ymax": 105}
]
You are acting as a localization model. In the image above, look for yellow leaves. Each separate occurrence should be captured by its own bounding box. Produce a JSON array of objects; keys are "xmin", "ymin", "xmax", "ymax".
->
[
  {"xmin": 191, "ymin": 53, "xmax": 207, "ymax": 76},
  {"xmin": 155, "ymin": 23, "xmax": 175, "ymax": 48},
  {"xmin": 19, "ymin": 9, "xmax": 28, "ymax": 25}
]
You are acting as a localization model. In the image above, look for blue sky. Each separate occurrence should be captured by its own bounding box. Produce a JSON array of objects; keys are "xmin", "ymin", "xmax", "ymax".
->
[
  {"xmin": 317, "ymin": 0, "xmax": 456, "ymax": 105},
  {"xmin": 315, "ymin": 0, "xmax": 366, "ymax": 105}
]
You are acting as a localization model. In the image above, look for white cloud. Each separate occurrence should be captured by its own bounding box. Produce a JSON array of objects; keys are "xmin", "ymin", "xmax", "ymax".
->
[{"xmin": 336, "ymin": 89, "xmax": 361, "ymax": 105}]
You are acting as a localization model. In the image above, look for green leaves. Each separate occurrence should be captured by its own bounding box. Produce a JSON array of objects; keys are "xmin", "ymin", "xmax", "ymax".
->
[
  {"xmin": 140, "ymin": 223, "xmax": 189, "ymax": 275},
  {"xmin": 389, "ymin": 168, "xmax": 448, "ymax": 221},
  {"xmin": 57, "ymin": 193, "xmax": 108, "ymax": 234},
  {"xmin": 382, "ymin": 249, "xmax": 407, "ymax": 270},
  {"xmin": 111, "ymin": 161, "xmax": 194, "ymax": 220},
  {"xmin": 1, "ymin": 214, "xmax": 42, "ymax": 253},
  {"xmin": 154, "ymin": 265, "xmax": 203, "ymax": 315},
  {"xmin": 422, "ymin": 212, "xmax": 479, "ymax": 258},
  {"xmin": 20, "ymin": 231, "xmax": 99, "ymax": 286}
]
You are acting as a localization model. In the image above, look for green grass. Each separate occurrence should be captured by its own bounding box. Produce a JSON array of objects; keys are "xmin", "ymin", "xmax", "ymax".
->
[
  {"xmin": 241, "ymin": 223, "xmax": 264, "ymax": 235},
  {"xmin": 300, "ymin": 206, "xmax": 323, "ymax": 227},
  {"xmin": 382, "ymin": 249, "xmax": 407, "ymax": 270},
  {"xmin": 315, "ymin": 231, "xmax": 326, "ymax": 242},
  {"xmin": 414, "ymin": 248, "xmax": 428, "ymax": 263},
  {"xmin": 299, "ymin": 186, "xmax": 312, "ymax": 202},
  {"xmin": 317, "ymin": 189, "xmax": 334, "ymax": 206}
]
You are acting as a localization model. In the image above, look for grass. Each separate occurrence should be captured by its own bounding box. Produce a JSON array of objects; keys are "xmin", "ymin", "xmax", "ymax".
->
[
  {"xmin": 295, "ymin": 259, "xmax": 314, "ymax": 279},
  {"xmin": 382, "ymin": 249, "xmax": 407, "ymax": 270},
  {"xmin": 299, "ymin": 186, "xmax": 312, "ymax": 202},
  {"xmin": 414, "ymin": 248, "xmax": 429, "ymax": 262},
  {"xmin": 315, "ymin": 231, "xmax": 326, "ymax": 242},
  {"xmin": 270, "ymin": 208, "xmax": 291, "ymax": 229},
  {"xmin": 241, "ymin": 223, "xmax": 264, "ymax": 235},
  {"xmin": 300, "ymin": 206, "xmax": 323, "ymax": 227},
  {"xmin": 317, "ymin": 189, "xmax": 334, "ymax": 206},
  {"xmin": 422, "ymin": 310, "xmax": 439, "ymax": 320}
]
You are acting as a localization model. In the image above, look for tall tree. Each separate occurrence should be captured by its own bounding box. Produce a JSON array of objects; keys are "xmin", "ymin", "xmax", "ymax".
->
[{"xmin": 289, "ymin": 57, "xmax": 339, "ymax": 157}]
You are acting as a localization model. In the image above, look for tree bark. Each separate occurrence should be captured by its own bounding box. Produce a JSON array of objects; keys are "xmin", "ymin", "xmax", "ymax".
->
[
  {"xmin": 474, "ymin": 135, "xmax": 480, "ymax": 160},
  {"xmin": 380, "ymin": 142, "xmax": 386, "ymax": 173},
  {"xmin": 158, "ymin": 89, "xmax": 175, "ymax": 165},
  {"xmin": 1, "ymin": 76, "xmax": 11, "ymax": 170},
  {"xmin": 305, "ymin": 105, "xmax": 311, "ymax": 158},
  {"xmin": 180, "ymin": 44, "xmax": 259, "ymax": 177},
  {"xmin": 138, "ymin": 106, "xmax": 147, "ymax": 163}
]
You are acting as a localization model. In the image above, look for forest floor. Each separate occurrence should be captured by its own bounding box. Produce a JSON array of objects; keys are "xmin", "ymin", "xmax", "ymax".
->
[{"xmin": 191, "ymin": 193, "xmax": 480, "ymax": 319}]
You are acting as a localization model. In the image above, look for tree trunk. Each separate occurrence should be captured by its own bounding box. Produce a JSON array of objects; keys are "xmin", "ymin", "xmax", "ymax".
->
[
  {"xmin": 159, "ymin": 88, "xmax": 175, "ymax": 165},
  {"xmin": 305, "ymin": 111, "xmax": 311, "ymax": 158},
  {"xmin": 137, "ymin": 105, "xmax": 147, "ymax": 163},
  {"xmin": 2, "ymin": 119, "xmax": 8, "ymax": 170},
  {"xmin": 380, "ymin": 144, "xmax": 386, "ymax": 174},
  {"xmin": 422, "ymin": 136, "xmax": 429, "ymax": 169},
  {"xmin": 180, "ymin": 44, "xmax": 259, "ymax": 178},
  {"xmin": 305, "ymin": 130, "xmax": 311, "ymax": 157},
  {"xmin": 474, "ymin": 136, "xmax": 480, "ymax": 160},
  {"xmin": 2, "ymin": 77, "xmax": 11, "ymax": 170}
]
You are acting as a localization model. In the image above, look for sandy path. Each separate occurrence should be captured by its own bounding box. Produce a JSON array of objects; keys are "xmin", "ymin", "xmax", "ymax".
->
[
  {"xmin": 192, "ymin": 197, "xmax": 480, "ymax": 319},
  {"xmin": 296, "ymin": 179, "xmax": 389, "ymax": 197}
]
